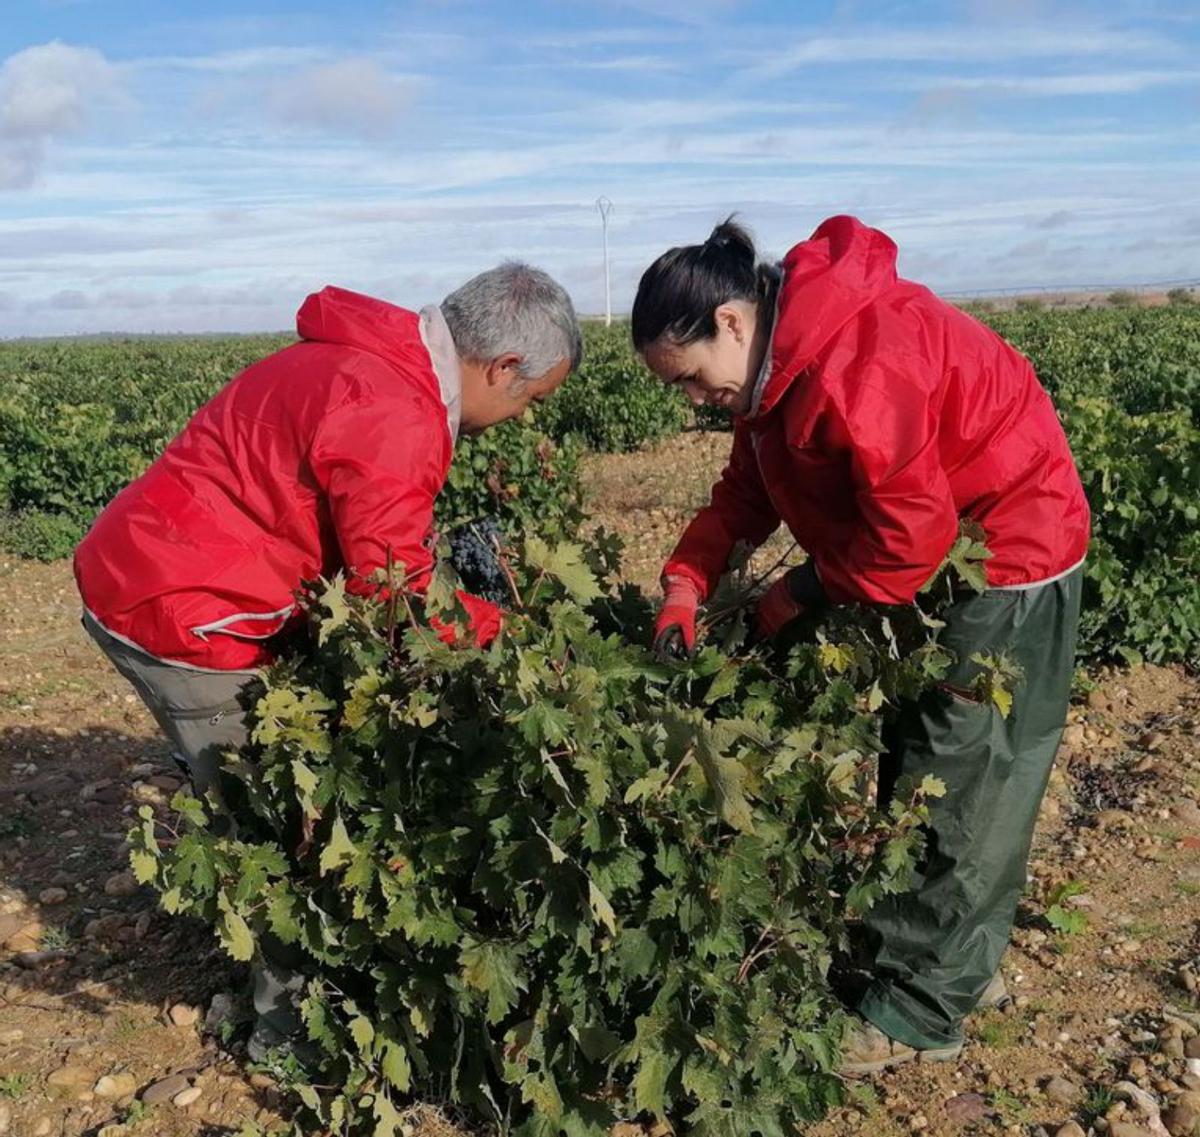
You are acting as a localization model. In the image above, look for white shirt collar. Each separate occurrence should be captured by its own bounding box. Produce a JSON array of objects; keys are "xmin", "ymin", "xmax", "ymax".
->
[{"xmin": 419, "ymin": 304, "xmax": 462, "ymax": 443}]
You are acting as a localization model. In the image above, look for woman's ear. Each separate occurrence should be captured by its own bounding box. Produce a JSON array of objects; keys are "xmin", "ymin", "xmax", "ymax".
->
[{"xmin": 714, "ymin": 303, "xmax": 747, "ymax": 345}]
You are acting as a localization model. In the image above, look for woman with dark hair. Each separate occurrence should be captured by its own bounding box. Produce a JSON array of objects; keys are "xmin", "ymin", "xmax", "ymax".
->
[{"xmin": 632, "ymin": 215, "xmax": 1090, "ymax": 1074}]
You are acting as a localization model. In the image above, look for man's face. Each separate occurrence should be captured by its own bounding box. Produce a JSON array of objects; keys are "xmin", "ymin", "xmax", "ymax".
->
[{"xmin": 460, "ymin": 355, "xmax": 571, "ymax": 434}]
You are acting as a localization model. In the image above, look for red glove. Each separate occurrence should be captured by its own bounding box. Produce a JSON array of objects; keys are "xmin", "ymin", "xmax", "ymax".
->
[
  {"xmin": 753, "ymin": 575, "xmax": 805, "ymax": 641},
  {"xmin": 431, "ymin": 591, "xmax": 503, "ymax": 647},
  {"xmin": 653, "ymin": 577, "xmax": 702, "ymax": 660},
  {"xmin": 458, "ymin": 591, "xmax": 503, "ymax": 646}
]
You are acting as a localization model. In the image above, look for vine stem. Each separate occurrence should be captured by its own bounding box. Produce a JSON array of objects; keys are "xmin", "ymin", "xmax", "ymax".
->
[
  {"xmin": 399, "ymin": 587, "xmax": 437, "ymax": 654},
  {"xmin": 697, "ymin": 541, "xmax": 801, "ymax": 634},
  {"xmin": 657, "ymin": 745, "xmax": 695, "ymax": 799},
  {"xmin": 736, "ymin": 924, "xmax": 776, "ymax": 984},
  {"xmin": 385, "ymin": 544, "xmax": 399, "ymax": 644},
  {"xmin": 745, "ymin": 540, "xmax": 800, "ymax": 592}
]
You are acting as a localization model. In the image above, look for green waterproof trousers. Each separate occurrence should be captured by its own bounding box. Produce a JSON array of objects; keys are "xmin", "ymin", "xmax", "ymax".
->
[{"xmin": 856, "ymin": 566, "xmax": 1083, "ymax": 1050}]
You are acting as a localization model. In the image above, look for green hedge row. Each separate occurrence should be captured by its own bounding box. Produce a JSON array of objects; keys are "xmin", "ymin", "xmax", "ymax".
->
[
  {"xmin": 567, "ymin": 309, "xmax": 1200, "ymax": 666},
  {"xmin": 0, "ymin": 335, "xmax": 583, "ymax": 561},
  {"xmin": 3, "ymin": 307, "xmax": 1199, "ymax": 664}
]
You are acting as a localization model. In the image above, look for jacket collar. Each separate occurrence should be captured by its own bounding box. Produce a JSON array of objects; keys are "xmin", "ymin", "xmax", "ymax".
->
[
  {"xmin": 420, "ymin": 304, "xmax": 462, "ymax": 442},
  {"xmin": 747, "ymin": 215, "xmax": 899, "ymax": 420},
  {"xmin": 747, "ymin": 264, "xmax": 783, "ymax": 419}
]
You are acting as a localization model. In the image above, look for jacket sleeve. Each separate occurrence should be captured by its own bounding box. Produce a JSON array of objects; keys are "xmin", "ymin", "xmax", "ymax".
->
[
  {"xmin": 662, "ymin": 422, "xmax": 781, "ymax": 599},
  {"xmin": 310, "ymin": 397, "xmax": 503, "ymax": 643},
  {"xmin": 812, "ymin": 364, "xmax": 958, "ymax": 605}
]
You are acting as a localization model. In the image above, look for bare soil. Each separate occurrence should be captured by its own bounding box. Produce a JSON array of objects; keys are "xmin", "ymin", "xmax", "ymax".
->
[{"xmin": 2, "ymin": 433, "xmax": 1198, "ymax": 1137}]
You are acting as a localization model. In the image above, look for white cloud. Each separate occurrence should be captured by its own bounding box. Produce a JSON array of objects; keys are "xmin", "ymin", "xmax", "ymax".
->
[
  {"xmin": 45, "ymin": 288, "xmax": 90, "ymax": 309},
  {"xmin": 604, "ymin": 0, "xmax": 744, "ymax": 22},
  {"xmin": 566, "ymin": 55, "xmax": 681, "ymax": 73},
  {"xmin": 921, "ymin": 69, "xmax": 1200, "ymax": 96},
  {"xmin": 135, "ymin": 46, "xmax": 330, "ymax": 74},
  {"xmin": 3, "ymin": 9, "xmax": 1197, "ymax": 333},
  {"xmin": 265, "ymin": 58, "xmax": 415, "ymax": 140},
  {"xmin": 964, "ymin": 0, "xmax": 1073, "ymax": 22},
  {"xmin": 749, "ymin": 26, "xmax": 1174, "ymax": 79},
  {"xmin": 0, "ymin": 41, "xmax": 125, "ymax": 189},
  {"xmin": 0, "ymin": 140, "xmax": 40, "ymax": 188},
  {"xmin": 0, "ymin": 41, "xmax": 123, "ymax": 139},
  {"xmin": 525, "ymin": 27, "xmax": 691, "ymax": 50}
]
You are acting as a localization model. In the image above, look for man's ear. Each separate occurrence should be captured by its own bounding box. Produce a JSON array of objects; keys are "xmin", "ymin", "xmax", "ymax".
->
[{"xmin": 486, "ymin": 353, "xmax": 524, "ymax": 386}]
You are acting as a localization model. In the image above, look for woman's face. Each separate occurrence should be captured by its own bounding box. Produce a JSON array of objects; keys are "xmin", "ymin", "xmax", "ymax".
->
[{"xmin": 642, "ymin": 300, "xmax": 762, "ymax": 416}]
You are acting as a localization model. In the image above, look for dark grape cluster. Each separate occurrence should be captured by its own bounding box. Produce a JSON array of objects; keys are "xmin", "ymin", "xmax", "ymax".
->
[{"xmin": 445, "ymin": 517, "xmax": 509, "ymax": 606}]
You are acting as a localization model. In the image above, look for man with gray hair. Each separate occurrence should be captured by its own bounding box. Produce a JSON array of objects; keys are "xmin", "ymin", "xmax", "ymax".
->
[{"xmin": 72, "ymin": 263, "xmax": 580, "ymax": 1056}]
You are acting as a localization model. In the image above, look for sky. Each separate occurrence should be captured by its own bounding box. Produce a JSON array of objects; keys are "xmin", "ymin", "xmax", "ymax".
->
[{"xmin": 1, "ymin": 0, "xmax": 1197, "ymax": 336}]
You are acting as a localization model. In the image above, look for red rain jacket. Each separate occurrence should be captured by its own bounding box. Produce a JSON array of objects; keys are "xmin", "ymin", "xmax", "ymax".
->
[
  {"xmin": 75, "ymin": 287, "xmax": 500, "ymax": 671},
  {"xmin": 664, "ymin": 215, "xmax": 1090, "ymax": 605}
]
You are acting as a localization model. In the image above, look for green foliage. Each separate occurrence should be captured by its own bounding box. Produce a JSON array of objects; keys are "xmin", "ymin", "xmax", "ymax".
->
[
  {"xmin": 978, "ymin": 305, "xmax": 1200, "ymax": 664},
  {"xmin": 1045, "ymin": 879, "xmax": 1088, "ymax": 907},
  {"xmin": 134, "ymin": 533, "xmax": 1004, "ymax": 1137},
  {"xmin": 988, "ymin": 1088, "xmax": 1028, "ymax": 1124},
  {"xmin": 1044, "ymin": 879, "xmax": 1088, "ymax": 940},
  {"xmin": 1045, "ymin": 906, "xmax": 1087, "ymax": 937},
  {"xmin": 1052, "ymin": 396, "xmax": 1198, "ymax": 663},
  {"xmin": 0, "ymin": 508, "xmax": 86, "ymax": 560},
  {"xmin": 974, "ymin": 1011, "xmax": 1025, "ymax": 1050},
  {"xmin": 981, "ymin": 305, "xmax": 1200, "ymax": 421},
  {"xmin": 537, "ymin": 323, "xmax": 690, "ymax": 452},
  {"xmin": 0, "ymin": 1073, "xmax": 32, "ymax": 1099},
  {"xmin": 0, "ymin": 335, "xmax": 283, "ymax": 560},
  {"xmin": 435, "ymin": 416, "xmax": 583, "ymax": 540},
  {"xmin": 38, "ymin": 925, "xmax": 74, "ymax": 951},
  {"xmin": 120, "ymin": 1099, "xmax": 154, "ymax": 1126},
  {"xmin": 8, "ymin": 306, "xmax": 1200, "ymax": 667},
  {"xmin": 1167, "ymin": 287, "xmax": 1196, "ymax": 306},
  {"xmin": 693, "ymin": 403, "xmax": 734, "ymax": 432},
  {"xmin": 0, "ymin": 811, "xmax": 34, "ymax": 840},
  {"xmin": 1080, "ymin": 1084, "xmax": 1118, "ymax": 1126},
  {"xmin": 1107, "ymin": 289, "xmax": 1139, "ymax": 308},
  {"xmin": 0, "ymin": 335, "xmax": 582, "ymax": 559}
]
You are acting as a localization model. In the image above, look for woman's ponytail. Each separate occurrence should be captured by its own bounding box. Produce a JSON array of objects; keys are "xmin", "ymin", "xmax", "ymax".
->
[
  {"xmin": 632, "ymin": 216, "xmax": 770, "ymax": 351},
  {"xmin": 702, "ymin": 217, "xmax": 756, "ymax": 265}
]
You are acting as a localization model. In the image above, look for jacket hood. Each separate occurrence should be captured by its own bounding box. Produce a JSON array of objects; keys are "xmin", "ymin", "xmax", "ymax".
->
[
  {"xmin": 750, "ymin": 215, "xmax": 899, "ymax": 418},
  {"xmin": 296, "ymin": 286, "xmax": 425, "ymax": 371}
]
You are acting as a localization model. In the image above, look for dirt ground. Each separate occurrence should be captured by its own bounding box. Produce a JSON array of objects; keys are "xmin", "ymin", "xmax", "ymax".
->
[{"xmin": 2, "ymin": 432, "xmax": 1199, "ymax": 1137}]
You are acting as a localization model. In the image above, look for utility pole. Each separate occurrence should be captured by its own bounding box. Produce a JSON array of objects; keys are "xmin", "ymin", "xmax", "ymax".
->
[{"xmin": 596, "ymin": 196, "xmax": 613, "ymax": 327}]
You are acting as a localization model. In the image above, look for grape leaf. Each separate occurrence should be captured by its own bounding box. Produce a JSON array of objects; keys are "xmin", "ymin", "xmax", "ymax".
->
[
  {"xmin": 219, "ymin": 909, "xmax": 254, "ymax": 962},
  {"xmin": 633, "ymin": 1047, "xmax": 672, "ymax": 1116},
  {"xmin": 381, "ymin": 1040, "xmax": 411, "ymax": 1091},
  {"xmin": 350, "ymin": 1015, "xmax": 375, "ymax": 1053},
  {"xmin": 694, "ymin": 726, "xmax": 755, "ymax": 834},
  {"xmin": 319, "ymin": 815, "xmax": 357, "ymax": 876},
  {"xmin": 460, "ymin": 941, "xmax": 525, "ymax": 1025},
  {"xmin": 525, "ymin": 537, "xmax": 602, "ymax": 602},
  {"xmin": 588, "ymin": 880, "xmax": 617, "ymax": 936}
]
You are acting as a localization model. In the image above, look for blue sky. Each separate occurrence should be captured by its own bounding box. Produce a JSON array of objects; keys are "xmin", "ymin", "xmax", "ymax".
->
[{"xmin": 1, "ymin": 0, "xmax": 1197, "ymax": 335}]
